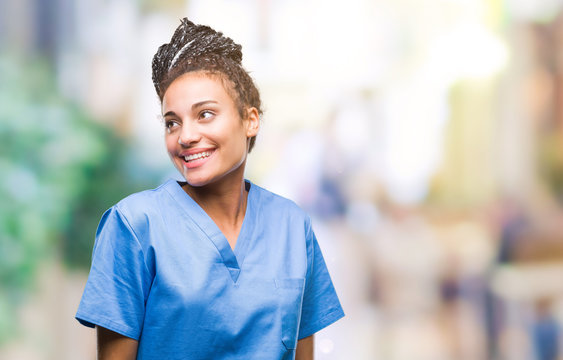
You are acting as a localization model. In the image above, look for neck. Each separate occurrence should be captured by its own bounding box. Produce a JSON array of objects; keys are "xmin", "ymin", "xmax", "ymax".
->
[{"xmin": 182, "ymin": 170, "xmax": 248, "ymax": 227}]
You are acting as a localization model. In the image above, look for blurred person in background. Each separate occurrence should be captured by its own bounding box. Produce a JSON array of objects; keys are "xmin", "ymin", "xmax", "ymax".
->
[{"xmin": 74, "ymin": 18, "xmax": 343, "ymax": 360}]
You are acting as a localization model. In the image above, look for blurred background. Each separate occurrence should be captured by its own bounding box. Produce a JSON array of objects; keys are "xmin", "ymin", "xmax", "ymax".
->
[{"xmin": 2, "ymin": 0, "xmax": 563, "ymax": 359}]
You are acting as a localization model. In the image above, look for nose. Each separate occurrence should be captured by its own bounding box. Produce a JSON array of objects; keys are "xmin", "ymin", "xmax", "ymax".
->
[{"xmin": 177, "ymin": 121, "xmax": 201, "ymax": 146}]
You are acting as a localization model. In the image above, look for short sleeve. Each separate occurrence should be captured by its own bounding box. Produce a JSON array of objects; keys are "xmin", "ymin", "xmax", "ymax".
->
[
  {"xmin": 298, "ymin": 222, "xmax": 345, "ymax": 339},
  {"xmin": 75, "ymin": 206, "xmax": 153, "ymax": 340}
]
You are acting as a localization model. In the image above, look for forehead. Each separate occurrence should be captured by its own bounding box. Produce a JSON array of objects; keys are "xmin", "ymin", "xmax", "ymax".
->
[{"xmin": 162, "ymin": 71, "xmax": 236, "ymax": 111}]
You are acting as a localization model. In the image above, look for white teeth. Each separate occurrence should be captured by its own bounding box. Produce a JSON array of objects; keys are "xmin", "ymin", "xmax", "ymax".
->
[{"xmin": 184, "ymin": 151, "xmax": 211, "ymax": 162}]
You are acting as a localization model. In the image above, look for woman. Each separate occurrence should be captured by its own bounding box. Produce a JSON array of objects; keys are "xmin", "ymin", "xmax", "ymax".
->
[{"xmin": 76, "ymin": 18, "xmax": 344, "ymax": 359}]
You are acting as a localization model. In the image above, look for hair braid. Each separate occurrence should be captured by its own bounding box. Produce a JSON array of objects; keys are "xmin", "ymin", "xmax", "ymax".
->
[{"xmin": 152, "ymin": 18, "xmax": 243, "ymax": 96}]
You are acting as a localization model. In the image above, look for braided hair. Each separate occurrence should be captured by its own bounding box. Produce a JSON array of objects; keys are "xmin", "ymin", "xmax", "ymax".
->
[{"xmin": 152, "ymin": 18, "xmax": 262, "ymax": 151}]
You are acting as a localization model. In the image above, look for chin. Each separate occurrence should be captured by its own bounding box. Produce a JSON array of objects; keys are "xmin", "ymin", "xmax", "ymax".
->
[
  {"xmin": 173, "ymin": 163, "xmax": 205, "ymax": 186},
  {"xmin": 182, "ymin": 171, "xmax": 218, "ymax": 188},
  {"xmin": 184, "ymin": 179, "xmax": 209, "ymax": 187},
  {"xmin": 175, "ymin": 161, "xmax": 244, "ymax": 188},
  {"xmin": 181, "ymin": 174, "xmax": 210, "ymax": 187}
]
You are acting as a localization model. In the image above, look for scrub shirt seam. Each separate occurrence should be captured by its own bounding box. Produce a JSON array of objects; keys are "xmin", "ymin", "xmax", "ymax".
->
[
  {"xmin": 233, "ymin": 180, "xmax": 256, "ymax": 269},
  {"xmin": 114, "ymin": 204, "xmax": 153, "ymax": 292},
  {"xmin": 298, "ymin": 306, "xmax": 345, "ymax": 340},
  {"xmin": 304, "ymin": 218, "xmax": 314, "ymax": 291},
  {"xmin": 162, "ymin": 183, "xmax": 218, "ymax": 240},
  {"xmin": 163, "ymin": 186, "xmax": 225, "ymax": 256},
  {"xmin": 76, "ymin": 312, "xmax": 140, "ymax": 340},
  {"xmin": 163, "ymin": 181, "xmax": 242, "ymax": 270}
]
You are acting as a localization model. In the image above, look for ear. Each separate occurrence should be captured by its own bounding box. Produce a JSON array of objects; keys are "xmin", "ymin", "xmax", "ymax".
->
[{"xmin": 245, "ymin": 107, "xmax": 260, "ymax": 138}]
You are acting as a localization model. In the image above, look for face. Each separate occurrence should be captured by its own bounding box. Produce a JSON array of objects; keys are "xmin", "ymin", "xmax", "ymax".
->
[{"xmin": 162, "ymin": 72, "xmax": 259, "ymax": 188}]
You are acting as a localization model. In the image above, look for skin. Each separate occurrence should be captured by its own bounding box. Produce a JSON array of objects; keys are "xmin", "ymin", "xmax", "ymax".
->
[
  {"xmin": 96, "ymin": 326, "xmax": 136, "ymax": 360},
  {"xmin": 295, "ymin": 335, "xmax": 314, "ymax": 359},
  {"xmin": 162, "ymin": 71, "xmax": 259, "ymax": 247},
  {"xmin": 97, "ymin": 71, "xmax": 314, "ymax": 359}
]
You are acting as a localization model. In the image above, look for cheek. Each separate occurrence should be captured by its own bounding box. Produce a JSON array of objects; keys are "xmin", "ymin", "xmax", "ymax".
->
[
  {"xmin": 165, "ymin": 134, "xmax": 177, "ymax": 152},
  {"xmin": 225, "ymin": 127, "xmax": 248, "ymax": 150},
  {"xmin": 214, "ymin": 122, "xmax": 246, "ymax": 149}
]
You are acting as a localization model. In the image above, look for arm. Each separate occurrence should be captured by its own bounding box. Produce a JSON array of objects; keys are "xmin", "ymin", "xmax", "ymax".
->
[
  {"xmin": 295, "ymin": 334, "xmax": 314, "ymax": 360},
  {"xmin": 97, "ymin": 326, "xmax": 138, "ymax": 360}
]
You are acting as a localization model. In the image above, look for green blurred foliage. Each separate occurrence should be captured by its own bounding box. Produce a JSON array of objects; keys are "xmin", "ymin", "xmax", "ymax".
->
[{"xmin": 0, "ymin": 54, "xmax": 153, "ymax": 343}]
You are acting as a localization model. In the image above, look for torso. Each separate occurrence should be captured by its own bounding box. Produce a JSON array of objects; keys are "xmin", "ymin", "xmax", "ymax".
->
[
  {"xmin": 76, "ymin": 178, "xmax": 345, "ymax": 359},
  {"xmin": 134, "ymin": 179, "xmax": 309, "ymax": 358}
]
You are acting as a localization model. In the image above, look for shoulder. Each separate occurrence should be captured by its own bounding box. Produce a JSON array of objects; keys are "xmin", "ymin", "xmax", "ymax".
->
[
  {"xmin": 250, "ymin": 182, "xmax": 312, "ymax": 230},
  {"xmin": 115, "ymin": 180, "xmax": 170, "ymax": 212},
  {"xmin": 104, "ymin": 179, "xmax": 177, "ymax": 233}
]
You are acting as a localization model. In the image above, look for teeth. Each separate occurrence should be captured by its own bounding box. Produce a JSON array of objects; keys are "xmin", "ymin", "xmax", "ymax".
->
[{"xmin": 184, "ymin": 151, "xmax": 211, "ymax": 162}]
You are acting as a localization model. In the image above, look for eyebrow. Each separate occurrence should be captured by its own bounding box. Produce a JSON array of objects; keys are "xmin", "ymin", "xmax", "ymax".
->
[
  {"xmin": 192, "ymin": 100, "xmax": 218, "ymax": 109},
  {"xmin": 163, "ymin": 100, "xmax": 219, "ymax": 118},
  {"xmin": 163, "ymin": 110, "xmax": 177, "ymax": 118}
]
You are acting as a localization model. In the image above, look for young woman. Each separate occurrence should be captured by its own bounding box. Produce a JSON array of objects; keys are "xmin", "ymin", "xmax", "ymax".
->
[{"xmin": 76, "ymin": 18, "xmax": 344, "ymax": 360}]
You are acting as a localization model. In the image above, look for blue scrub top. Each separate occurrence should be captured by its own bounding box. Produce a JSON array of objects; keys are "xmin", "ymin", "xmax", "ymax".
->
[{"xmin": 76, "ymin": 179, "xmax": 344, "ymax": 359}]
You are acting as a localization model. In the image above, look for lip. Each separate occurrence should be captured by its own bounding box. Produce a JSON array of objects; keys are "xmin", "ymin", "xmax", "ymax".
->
[
  {"xmin": 180, "ymin": 148, "xmax": 215, "ymax": 169},
  {"xmin": 179, "ymin": 147, "xmax": 216, "ymax": 157}
]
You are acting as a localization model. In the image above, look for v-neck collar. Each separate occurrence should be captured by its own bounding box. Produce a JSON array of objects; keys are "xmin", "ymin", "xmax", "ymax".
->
[{"xmin": 164, "ymin": 179, "xmax": 256, "ymax": 283}]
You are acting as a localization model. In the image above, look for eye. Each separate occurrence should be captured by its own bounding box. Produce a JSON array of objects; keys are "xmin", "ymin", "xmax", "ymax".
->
[
  {"xmin": 164, "ymin": 119, "xmax": 180, "ymax": 131},
  {"xmin": 199, "ymin": 110, "xmax": 215, "ymax": 121}
]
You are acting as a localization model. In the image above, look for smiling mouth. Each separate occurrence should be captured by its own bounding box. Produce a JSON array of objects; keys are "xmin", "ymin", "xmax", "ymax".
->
[{"xmin": 183, "ymin": 151, "xmax": 212, "ymax": 162}]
